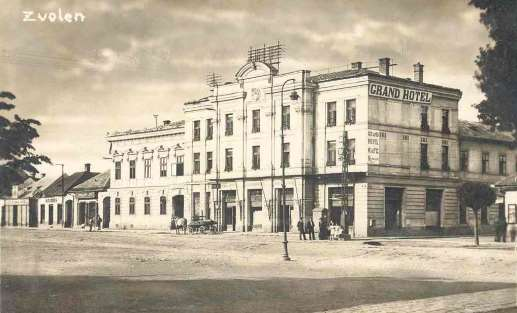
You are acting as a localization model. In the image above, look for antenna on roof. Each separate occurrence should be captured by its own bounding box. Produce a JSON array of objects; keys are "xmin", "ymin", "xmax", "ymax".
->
[
  {"xmin": 247, "ymin": 41, "xmax": 284, "ymax": 72},
  {"xmin": 206, "ymin": 72, "xmax": 222, "ymax": 88}
]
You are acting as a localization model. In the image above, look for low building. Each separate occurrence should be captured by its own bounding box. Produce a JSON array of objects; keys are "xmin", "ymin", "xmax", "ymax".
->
[
  {"xmin": 69, "ymin": 171, "xmax": 110, "ymax": 228},
  {"xmin": 1, "ymin": 176, "xmax": 58, "ymax": 227},
  {"xmin": 495, "ymin": 175, "xmax": 517, "ymax": 242},
  {"xmin": 37, "ymin": 164, "xmax": 98, "ymax": 228}
]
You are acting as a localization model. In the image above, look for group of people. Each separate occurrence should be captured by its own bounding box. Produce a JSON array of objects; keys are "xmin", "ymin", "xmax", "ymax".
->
[
  {"xmin": 296, "ymin": 217, "xmax": 316, "ymax": 240},
  {"xmin": 87, "ymin": 215, "xmax": 102, "ymax": 232}
]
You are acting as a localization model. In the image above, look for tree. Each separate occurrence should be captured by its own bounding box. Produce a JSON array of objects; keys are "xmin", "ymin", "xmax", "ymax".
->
[
  {"xmin": 470, "ymin": 0, "xmax": 517, "ymax": 136},
  {"xmin": 0, "ymin": 91, "xmax": 51, "ymax": 196},
  {"xmin": 458, "ymin": 182, "xmax": 496, "ymax": 246}
]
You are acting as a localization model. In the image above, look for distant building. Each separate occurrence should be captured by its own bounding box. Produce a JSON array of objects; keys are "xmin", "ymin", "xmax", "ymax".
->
[
  {"xmin": 495, "ymin": 175, "xmax": 517, "ymax": 242},
  {"xmin": 104, "ymin": 53, "xmax": 517, "ymax": 236},
  {"xmin": 69, "ymin": 170, "xmax": 110, "ymax": 228}
]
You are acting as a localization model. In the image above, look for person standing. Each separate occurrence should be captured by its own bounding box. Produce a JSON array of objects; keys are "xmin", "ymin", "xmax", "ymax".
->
[
  {"xmin": 297, "ymin": 218, "xmax": 306, "ymax": 240},
  {"xmin": 306, "ymin": 218, "xmax": 315, "ymax": 240}
]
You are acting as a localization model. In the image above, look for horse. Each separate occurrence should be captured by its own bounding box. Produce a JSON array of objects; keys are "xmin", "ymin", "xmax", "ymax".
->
[{"xmin": 173, "ymin": 217, "xmax": 187, "ymax": 234}]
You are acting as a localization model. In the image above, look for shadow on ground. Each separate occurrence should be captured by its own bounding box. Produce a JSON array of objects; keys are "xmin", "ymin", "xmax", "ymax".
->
[{"xmin": 1, "ymin": 275, "xmax": 514, "ymax": 313}]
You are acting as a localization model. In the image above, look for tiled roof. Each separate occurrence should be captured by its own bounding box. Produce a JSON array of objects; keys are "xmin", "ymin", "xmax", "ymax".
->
[
  {"xmin": 495, "ymin": 175, "xmax": 517, "ymax": 188},
  {"xmin": 41, "ymin": 171, "xmax": 99, "ymax": 197},
  {"xmin": 458, "ymin": 120, "xmax": 515, "ymax": 144},
  {"xmin": 70, "ymin": 171, "xmax": 110, "ymax": 192},
  {"xmin": 18, "ymin": 176, "xmax": 60, "ymax": 198}
]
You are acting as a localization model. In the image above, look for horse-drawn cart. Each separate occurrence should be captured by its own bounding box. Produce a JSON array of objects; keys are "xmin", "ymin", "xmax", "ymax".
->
[{"xmin": 188, "ymin": 219, "xmax": 217, "ymax": 234}]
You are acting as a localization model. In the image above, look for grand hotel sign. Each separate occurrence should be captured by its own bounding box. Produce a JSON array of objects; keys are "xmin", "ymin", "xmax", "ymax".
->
[{"xmin": 369, "ymin": 82, "xmax": 432, "ymax": 104}]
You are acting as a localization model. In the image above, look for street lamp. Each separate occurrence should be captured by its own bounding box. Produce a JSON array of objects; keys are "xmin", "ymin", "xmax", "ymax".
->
[
  {"xmin": 280, "ymin": 78, "xmax": 299, "ymax": 261},
  {"xmin": 54, "ymin": 163, "xmax": 64, "ymax": 227}
]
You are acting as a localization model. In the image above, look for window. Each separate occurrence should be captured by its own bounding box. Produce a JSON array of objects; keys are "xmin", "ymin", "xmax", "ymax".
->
[
  {"xmin": 482, "ymin": 152, "xmax": 489, "ymax": 174},
  {"xmin": 193, "ymin": 153, "xmax": 200, "ymax": 174},
  {"xmin": 144, "ymin": 159, "xmax": 152, "ymax": 178},
  {"xmin": 252, "ymin": 109, "xmax": 260, "ymax": 133},
  {"xmin": 326, "ymin": 102, "xmax": 336, "ymax": 127},
  {"xmin": 441, "ymin": 145, "xmax": 449, "ymax": 171},
  {"xmin": 40, "ymin": 204, "xmax": 45, "ymax": 223},
  {"xmin": 420, "ymin": 143, "xmax": 429, "ymax": 170},
  {"xmin": 348, "ymin": 138, "xmax": 356, "ymax": 165},
  {"xmin": 225, "ymin": 148, "xmax": 233, "ymax": 172},
  {"xmin": 206, "ymin": 152, "xmax": 213, "ymax": 173},
  {"xmin": 225, "ymin": 114, "xmax": 233, "ymax": 136},
  {"xmin": 176, "ymin": 156, "xmax": 184, "ymax": 176},
  {"xmin": 441, "ymin": 109, "xmax": 450, "ymax": 133},
  {"xmin": 115, "ymin": 161, "xmax": 121, "ymax": 180},
  {"xmin": 252, "ymin": 146, "xmax": 260, "ymax": 170},
  {"xmin": 327, "ymin": 141, "xmax": 336, "ymax": 166},
  {"xmin": 193, "ymin": 192, "xmax": 201, "ymax": 217},
  {"xmin": 57, "ymin": 204, "xmax": 63, "ymax": 224},
  {"xmin": 160, "ymin": 157, "xmax": 167, "ymax": 177},
  {"xmin": 282, "ymin": 143, "xmax": 290, "ymax": 168},
  {"xmin": 420, "ymin": 106, "xmax": 429, "ymax": 131},
  {"xmin": 115, "ymin": 198, "xmax": 120, "ymax": 215},
  {"xmin": 144, "ymin": 197, "xmax": 150, "ymax": 215},
  {"xmin": 282, "ymin": 106, "xmax": 290, "ymax": 130},
  {"xmin": 425, "ymin": 189, "xmax": 443, "ymax": 212},
  {"xmin": 346, "ymin": 99, "xmax": 356, "ymax": 124},
  {"xmin": 193, "ymin": 120, "xmax": 201, "ymax": 141},
  {"xmin": 206, "ymin": 119, "xmax": 213, "ymax": 140},
  {"xmin": 499, "ymin": 154, "xmax": 507, "ymax": 176},
  {"xmin": 460, "ymin": 150, "xmax": 469, "ymax": 172},
  {"xmin": 129, "ymin": 160, "xmax": 136, "ymax": 179},
  {"xmin": 160, "ymin": 196, "xmax": 166, "ymax": 215},
  {"xmin": 129, "ymin": 197, "xmax": 135, "ymax": 215}
]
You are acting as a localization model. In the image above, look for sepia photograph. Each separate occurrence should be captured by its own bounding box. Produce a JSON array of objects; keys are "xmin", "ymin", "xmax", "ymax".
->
[{"xmin": 1, "ymin": 0, "xmax": 516, "ymax": 312}]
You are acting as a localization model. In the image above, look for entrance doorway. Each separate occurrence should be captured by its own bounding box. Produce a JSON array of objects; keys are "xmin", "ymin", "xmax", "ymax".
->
[
  {"xmin": 78, "ymin": 202, "xmax": 86, "ymax": 225},
  {"xmin": 103, "ymin": 197, "xmax": 110, "ymax": 228},
  {"xmin": 425, "ymin": 189, "xmax": 443, "ymax": 228},
  {"xmin": 248, "ymin": 190, "xmax": 262, "ymax": 231},
  {"xmin": 48, "ymin": 204, "xmax": 54, "ymax": 225},
  {"xmin": 277, "ymin": 188, "xmax": 293, "ymax": 232},
  {"xmin": 222, "ymin": 191, "xmax": 237, "ymax": 231},
  {"xmin": 65, "ymin": 200, "xmax": 73, "ymax": 228},
  {"xmin": 173, "ymin": 195, "xmax": 184, "ymax": 218},
  {"xmin": 385, "ymin": 188, "xmax": 404, "ymax": 230},
  {"xmin": 12, "ymin": 205, "xmax": 18, "ymax": 226}
]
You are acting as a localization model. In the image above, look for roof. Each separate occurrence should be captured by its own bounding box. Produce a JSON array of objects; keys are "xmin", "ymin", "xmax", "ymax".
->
[
  {"xmin": 107, "ymin": 120, "xmax": 184, "ymax": 138},
  {"xmin": 308, "ymin": 69, "xmax": 462, "ymax": 95},
  {"xmin": 495, "ymin": 175, "xmax": 517, "ymax": 189},
  {"xmin": 41, "ymin": 171, "xmax": 99, "ymax": 197},
  {"xmin": 459, "ymin": 120, "xmax": 515, "ymax": 144},
  {"xmin": 70, "ymin": 171, "xmax": 110, "ymax": 192},
  {"xmin": 17, "ymin": 175, "xmax": 60, "ymax": 198}
]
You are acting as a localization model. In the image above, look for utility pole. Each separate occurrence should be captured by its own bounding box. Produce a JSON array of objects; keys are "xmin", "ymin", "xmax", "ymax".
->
[{"xmin": 339, "ymin": 128, "xmax": 349, "ymax": 237}]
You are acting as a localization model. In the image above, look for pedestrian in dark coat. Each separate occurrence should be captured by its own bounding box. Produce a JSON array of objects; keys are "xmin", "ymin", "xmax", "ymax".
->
[
  {"xmin": 88, "ymin": 217, "xmax": 94, "ymax": 232},
  {"xmin": 306, "ymin": 218, "xmax": 315, "ymax": 240},
  {"xmin": 297, "ymin": 219, "xmax": 306, "ymax": 240},
  {"xmin": 97, "ymin": 216, "xmax": 102, "ymax": 231}
]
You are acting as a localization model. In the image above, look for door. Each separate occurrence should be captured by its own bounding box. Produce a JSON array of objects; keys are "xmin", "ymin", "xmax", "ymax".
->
[
  {"xmin": 29, "ymin": 203, "xmax": 38, "ymax": 227},
  {"xmin": 225, "ymin": 205, "xmax": 236, "ymax": 231},
  {"xmin": 2, "ymin": 205, "xmax": 6, "ymax": 226},
  {"xmin": 425, "ymin": 189, "xmax": 442, "ymax": 227},
  {"xmin": 65, "ymin": 200, "xmax": 73, "ymax": 228},
  {"xmin": 385, "ymin": 188, "xmax": 403, "ymax": 230},
  {"xmin": 12, "ymin": 205, "xmax": 18, "ymax": 226},
  {"xmin": 277, "ymin": 189, "xmax": 293, "ymax": 232},
  {"xmin": 48, "ymin": 205, "xmax": 54, "ymax": 225},
  {"xmin": 173, "ymin": 195, "xmax": 184, "ymax": 218},
  {"xmin": 103, "ymin": 197, "xmax": 110, "ymax": 228},
  {"xmin": 78, "ymin": 202, "xmax": 86, "ymax": 225}
]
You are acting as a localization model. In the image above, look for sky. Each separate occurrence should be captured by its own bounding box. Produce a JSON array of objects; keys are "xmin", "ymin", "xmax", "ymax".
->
[{"xmin": 0, "ymin": 0, "xmax": 490, "ymax": 177}]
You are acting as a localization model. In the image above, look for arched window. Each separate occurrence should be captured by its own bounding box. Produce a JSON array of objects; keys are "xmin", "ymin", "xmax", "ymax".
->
[
  {"xmin": 144, "ymin": 197, "xmax": 151, "ymax": 215},
  {"xmin": 129, "ymin": 197, "xmax": 135, "ymax": 215},
  {"xmin": 160, "ymin": 196, "xmax": 166, "ymax": 215}
]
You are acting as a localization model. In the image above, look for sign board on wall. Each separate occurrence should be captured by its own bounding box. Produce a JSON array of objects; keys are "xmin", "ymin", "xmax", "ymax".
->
[
  {"xmin": 369, "ymin": 83, "xmax": 432, "ymax": 104},
  {"xmin": 368, "ymin": 130, "xmax": 381, "ymax": 164}
]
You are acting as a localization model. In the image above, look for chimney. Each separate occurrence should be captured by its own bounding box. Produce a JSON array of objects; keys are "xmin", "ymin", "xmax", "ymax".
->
[
  {"xmin": 12, "ymin": 185, "xmax": 18, "ymax": 198},
  {"xmin": 351, "ymin": 61, "xmax": 362, "ymax": 70},
  {"xmin": 379, "ymin": 57, "xmax": 391, "ymax": 76},
  {"xmin": 163, "ymin": 120, "xmax": 171, "ymax": 126},
  {"xmin": 84, "ymin": 163, "xmax": 91, "ymax": 173},
  {"xmin": 414, "ymin": 62, "xmax": 424, "ymax": 83}
]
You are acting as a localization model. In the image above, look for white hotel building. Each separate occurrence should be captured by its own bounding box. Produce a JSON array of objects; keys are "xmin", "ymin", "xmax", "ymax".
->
[{"xmin": 102, "ymin": 56, "xmax": 516, "ymax": 236}]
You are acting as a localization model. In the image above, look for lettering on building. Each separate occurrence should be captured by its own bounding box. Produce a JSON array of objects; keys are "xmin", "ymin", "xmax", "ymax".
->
[
  {"xmin": 368, "ymin": 130, "xmax": 381, "ymax": 164},
  {"xmin": 369, "ymin": 83, "xmax": 432, "ymax": 104}
]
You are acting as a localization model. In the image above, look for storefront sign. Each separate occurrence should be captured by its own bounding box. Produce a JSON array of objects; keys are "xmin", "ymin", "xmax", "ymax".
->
[
  {"xmin": 368, "ymin": 130, "xmax": 381, "ymax": 164},
  {"xmin": 45, "ymin": 197, "xmax": 59, "ymax": 203},
  {"xmin": 76, "ymin": 192, "xmax": 96, "ymax": 199},
  {"xmin": 369, "ymin": 83, "xmax": 432, "ymax": 104}
]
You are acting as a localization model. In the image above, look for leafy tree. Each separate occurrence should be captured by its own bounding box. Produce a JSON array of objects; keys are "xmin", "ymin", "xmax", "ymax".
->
[
  {"xmin": 470, "ymin": 0, "xmax": 517, "ymax": 136},
  {"xmin": 458, "ymin": 182, "xmax": 496, "ymax": 246},
  {"xmin": 0, "ymin": 91, "xmax": 51, "ymax": 196}
]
